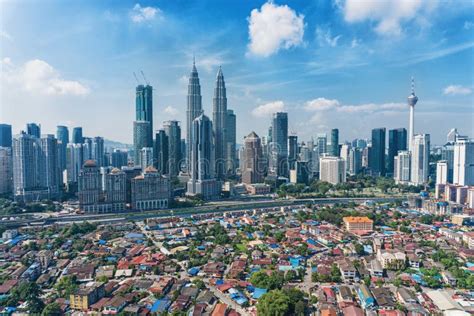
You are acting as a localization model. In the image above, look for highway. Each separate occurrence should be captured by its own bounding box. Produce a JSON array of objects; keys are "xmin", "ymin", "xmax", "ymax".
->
[{"xmin": 1, "ymin": 196, "xmax": 402, "ymax": 228}]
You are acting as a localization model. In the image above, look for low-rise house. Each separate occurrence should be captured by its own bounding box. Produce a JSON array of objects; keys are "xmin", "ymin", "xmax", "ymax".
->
[
  {"xmin": 357, "ymin": 284, "xmax": 375, "ymax": 309},
  {"xmin": 371, "ymin": 287, "xmax": 396, "ymax": 310}
]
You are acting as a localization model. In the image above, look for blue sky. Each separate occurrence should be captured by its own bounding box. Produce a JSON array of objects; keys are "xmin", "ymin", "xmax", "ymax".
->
[{"xmin": 1, "ymin": 0, "xmax": 473, "ymax": 145}]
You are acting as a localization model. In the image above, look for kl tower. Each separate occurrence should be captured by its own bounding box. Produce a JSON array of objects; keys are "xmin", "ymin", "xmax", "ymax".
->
[{"xmin": 407, "ymin": 77, "xmax": 418, "ymax": 152}]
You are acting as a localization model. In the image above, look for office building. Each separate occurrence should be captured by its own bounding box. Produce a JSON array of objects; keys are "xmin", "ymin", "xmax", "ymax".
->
[
  {"xmin": 290, "ymin": 161, "xmax": 309, "ymax": 184},
  {"xmin": 441, "ymin": 143, "xmax": 455, "ymax": 183},
  {"xmin": 187, "ymin": 114, "xmax": 220, "ymax": 199},
  {"xmin": 394, "ymin": 151, "xmax": 411, "ymax": 184},
  {"xmin": 319, "ymin": 156, "xmax": 346, "ymax": 185},
  {"xmin": 26, "ymin": 123, "xmax": 41, "ymax": 138},
  {"xmin": 78, "ymin": 160, "xmax": 102, "ymax": 213},
  {"xmin": 388, "ymin": 128, "xmax": 407, "ymax": 175},
  {"xmin": 92, "ymin": 137, "xmax": 105, "ymax": 167},
  {"xmin": 133, "ymin": 120, "xmax": 152, "ymax": 166},
  {"xmin": 111, "ymin": 149, "xmax": 128, "ymax": 169},
  {"xmin": 135, "ymin": 84, "xmax": 153, "ymax": 145},
  {"xmin": 410, "ymin": 134, "xmax": 430, "ymax": 185},
  {"xmin": 186, "ymin": 59, "xmax": 203, "ymax": 168},
  {"xmin": 340, "ymin": 144, "xmax": 351, "ymax": 172},
  {"xmin": 226, "ymin": 109, "xmax": 237, "ymax": 175},
  {"xmin": 288, "ymin": 135, "xmax": 298, "ymax": 170},
  {"xmin": 104, "ymin": 168, "xmax": 126, "ymax": 211},
  {"xmin": 271, "ymin": 112, "xmax": 288, "ymax": 177},
  {"xmin": 436, "ymin": 161, "xmax": 448, "ymax": 185},
  {"xmin": 83, "ymin": 137, "xmax": 93, "ymax": 161},
  {"xmin": 0, "ymin": 124, "xmax": 12, "ymax": 147},
  {"xmin": 154, "ymin": 130, "xmax": 169, "ymax": 175},
  {"xmin": 343, "ymin": 217, "xmax": 374, "ymax": 233},
  {"xmin": 242, "ymin": 131, "xmax": 264, "ymax": 185},
  {"xmin": 121, "ymin": 166, "xmax": 142, "ymax": 204},
  {"xmin": 56, "ymin": 125, "xmax": 69, "ymax": 173},
  {"xmin": 0, "ymin": 147, "xmax": 12, "ymax": 195},
  {"xmin": 140, "ymin": 147, "xmax": 154, "ymax": 169},
  {"xmin": 72, "ymin": 127, "xmax": 84, "ymax": 144},
  {"xmin": 317, "ymin": 134, "xmax": 327, "ymax": 156},
  {"xmin": 370, "ymin": 128, "xmax": 386, "ymax": 176},
  {"xmin": 163, "ymin": 120, "xmax": 182, "ymax": 177},
  {"xmin": 330, "ymin": 128, "xmax": 339, "ymax": 156},
  {"xmin": 453, "ymin": 138, "xmax": 474, "ymax": 186},
  {"xmin": 66, "ymin": 143, "xmax": 84, "ymax": 184},
  {"xmin": 212, "ymin": 67, "xmax": 228, "ymax": 179},
  {"xmin": 131, "ymin": 166, "xmax": 171, "ymax": 210},
  {"xmin": 348, "ymin": 147, "xmax": 362, "ymax": 175}
]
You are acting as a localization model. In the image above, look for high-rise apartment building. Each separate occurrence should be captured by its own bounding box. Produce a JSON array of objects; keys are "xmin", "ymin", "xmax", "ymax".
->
[
  {"xmin": 66, "ymin": 143, "xmax": 84, "ymax": 184},
  {"xmin": 288, "ymin": 135, "xmax": 298, "ymax": 170},
  {"xmin": 319, "ymin": 156, "xmax": 346, "ymax": 185},
  {"xmin": 111, "ymin": 149, "xmax": 128, "ymax": 169},
  {"xmin": 436, "ymin": 160, "xmax": 448, "ymax": 185},
  {"xmin": 453, "ymin": 138, "xmax": 474, "ymax": 186},
  {"xmin": 394, "ymin": 151, "xmax": 411, "ymax": 184},
  {"xmin": 92, "ymin": 137, "xmax": 105, "ymax": 167},
  {"xmin": 410, "ymin": 134, "xmax": 430, "ymax": 185},
  {"xmin": 0, "ymin": 147, "xmax": 12, "ymax": 195}
]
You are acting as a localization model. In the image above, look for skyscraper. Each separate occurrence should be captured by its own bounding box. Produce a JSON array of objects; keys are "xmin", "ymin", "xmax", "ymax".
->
[
  {"xmin": 78, "ymin": 160, "xmax": 102, "ymax": 213},
  {"xmin": 271, "ymin": 112, "xmax": 288, "ymax": 177},
  {"xmin": 111, "ymin": 149, "xmax": 128, "ymax": 169},
  {"xmin": 388, "ymin": 128, "xmax": 407, "ymax": 175},
  {"xmin": 407, "ymin": 78, "xmax": 418, "ymax": 152},
  {"xmin": 187, "ymin": 114, "xmax": 219, "ymax": 199},
  {"xmin": 410, "ymin": 134, "xmax": 430, "ymax": 185},
  {"xmin": 133, "ymin": 121, "xmax": 152, "ymax": 166},
  {"xmin": 140, "ymin": 147, "xmax": 154, "ymax": 169},
  {"xmin": 92, "ymin": 136, "xmax": 105, "ymax": 167},
  {"xmin": 330, "ymin": 128, "xmax": 339, "ymax": 156},
  {"xmin": 56, "ymin": 125, "xmax": 69, "ymax": 173},
  {"xmin": 317, "ymin": 134, "xmax": 327, "ymax": 156},
  {"xmin": 394, "ymin": 151, "xmax": 411, "ymax": 184},
  {"xmin": 186, "ymin": 59, "xmax": 203, "ymax": 168},
  {"xmin": 163, "ymin": 120, "xmax": 182, "ymax": 177},
  {"xmin": 348, "ymin": 147, "xmax": 362, "ymax": 176},
  {"xmin": 27, "ymin": 123, "xmax": 41, "ymax": 138},
  {"xmin": 288, "ymin": 135, "xmax": 298, "ymax": 170},
  {"xmin": 436, "ymin": 160, "xmax": 448, "ymax": 185},
  {"xmin": 66, "ymin": 143, "xmax": 84, "ymax": 184},
  {"xmin": 72, "ymin": 127, "xmax": 84, "ymax": 144},
  {"xmin": 135, "ymin": 84, "xmax": 153, "ymax": 145},
  {"xmin": 319, "ymin": 156, "xmax": 346, "ymax": 185},
  {"xmin": 212, "ymin": 67, "xmax": 227, "ymax": 179},
  {"xmin": 0, "ymin": 147, "xmax": 12, "ymax": 195},
  {"xmin": 38, "ymin": 135, "xmax": 61, "ymax": 198},
  {"xmin": 370, "ymin": 128, "xmax": 386, "ymax": 176},
  {"xmin": 154, "ymin": 130, "xmax": 169, "ymax": 175},
  {"xmin": 226, "ymin": 109, "xmax": 237, "ymax": 176},
  {"xmin": 104, "ymin": 168, "xmax": 127, "ymax": 211},
  {"xmin": 453, "ymin": 137, "xmax": 474, "ymax": 186},
  {"xmin": 0, "ymin": 124, "xmax": 12, "ymax": 147},
  {"xmin": 242, "ymin": 131, "xmax": 264, "ymax": 185}
]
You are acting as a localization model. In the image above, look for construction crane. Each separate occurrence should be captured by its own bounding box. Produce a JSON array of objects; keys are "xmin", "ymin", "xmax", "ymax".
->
[
  {"xmin": 140, "ymin": 70, "xmax": 150, "ymax": 85},
  {"xmin": 133, "ymin": 72, "xmax": 141, "ymax": 85}
]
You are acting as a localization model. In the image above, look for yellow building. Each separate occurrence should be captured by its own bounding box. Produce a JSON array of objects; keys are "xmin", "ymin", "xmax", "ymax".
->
[
  {"xmin": 69, "ymin": 282, "xmax": 105, "ymax": 311},
  {"xmin": 343, "ymin": 216, "xmax": 374, "ymax": 233}
]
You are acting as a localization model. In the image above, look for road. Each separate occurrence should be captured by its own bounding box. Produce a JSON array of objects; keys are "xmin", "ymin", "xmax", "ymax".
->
[{"xmin": 2, "ymin": 197, "xmax": 401, "ymax": 228}]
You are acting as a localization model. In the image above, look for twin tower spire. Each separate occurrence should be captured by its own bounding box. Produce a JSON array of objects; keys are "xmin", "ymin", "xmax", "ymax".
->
[{"xmin": 186, "ymin": 59, "xmax": 229, "ymax": 179}]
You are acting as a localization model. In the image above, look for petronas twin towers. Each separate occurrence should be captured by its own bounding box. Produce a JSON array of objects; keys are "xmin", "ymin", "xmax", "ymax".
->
[{"xmin": 186, "ymin": 59, "xmax": 235, "ymax": 198}]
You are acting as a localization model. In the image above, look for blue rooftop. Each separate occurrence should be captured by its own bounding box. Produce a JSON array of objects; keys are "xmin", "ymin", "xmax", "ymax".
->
[{"xmin": 253, "ymin": 288, "xmax": 267, "ymax": 299}]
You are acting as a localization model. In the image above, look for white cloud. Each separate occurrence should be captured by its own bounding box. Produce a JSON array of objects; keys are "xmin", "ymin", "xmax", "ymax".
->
[
  {"xmin": 315, "ymin": 27, "xmax": 341, "ymax": 47},
  {"xmin": 342, "ymin": 0, "xmax": 431, "ymax": 36},
  {"xmin": 305, "ymin": 97, "xmax": 405, "ymax": 113},
  {"xmin": 247, "ymin": 2, "xmax": 305, "ymax": 57},
  {"xmin": 164, "ymin": 106, "xmax": 179, "ymax": 116},
  {"xmin": 305, "ymin": 98, "xmax": 340, "ymax": 111},
  {"xmin": 464, "ymin": 21, "xmax": 474, "ymax": 30},
  {"xmin": 130, "ymin": 3, "xmax": 161, "ymax": 23},
  {"xmin": 2, "ymin": 59, "xmax": 89, "ymax": 96},
  {"xmin": 443, "ymin": 85, "xmax": 472, "ymax": 96},
  {"xmin": 350, "ymin": 38, "xmax": 360, "ymax": 48},
  {"xmin": 252, "ymin": 101, "xmax": 285, "ymax": 117},
  {"xmin": 1, "ymin": 30, "xmax": 12, "ymax": 41}
]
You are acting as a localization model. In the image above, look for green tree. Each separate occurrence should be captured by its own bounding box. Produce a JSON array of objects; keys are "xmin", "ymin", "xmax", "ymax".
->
[
  {"xmin": 41, "ymin": 302, "xmax": 62, "ymax": 316},
  {"xmin": 257, "ymin": 290, "xmax": 290, "ymax": 316},
  {"xmin": 294, "ymin": 300, "xmax": 305, "ymax": 316}
]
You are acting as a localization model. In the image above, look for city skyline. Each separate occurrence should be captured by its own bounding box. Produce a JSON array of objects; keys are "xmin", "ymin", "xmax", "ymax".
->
[{"xmin": 1, "ymin": 1, "xmax": 473, "ymax": 145}]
